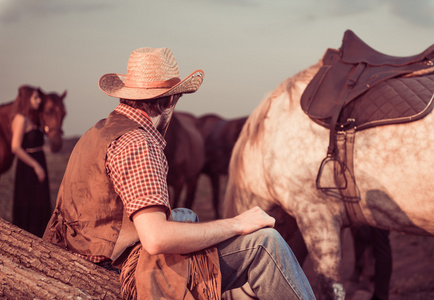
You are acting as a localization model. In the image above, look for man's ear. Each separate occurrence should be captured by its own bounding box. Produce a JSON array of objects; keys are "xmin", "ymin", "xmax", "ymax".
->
[{"xmin": 167, "ymin": 95, "xmax": 175, "ymax": 108}]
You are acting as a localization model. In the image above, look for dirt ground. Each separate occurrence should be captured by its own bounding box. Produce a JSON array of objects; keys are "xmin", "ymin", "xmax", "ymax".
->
[
  {"xmin": 304, "ymin": 229, "xmax": 434, "ymax": 300},
  {"xmin": 1, "ymin": 137, "xmax": 433, "ymax": 299}
]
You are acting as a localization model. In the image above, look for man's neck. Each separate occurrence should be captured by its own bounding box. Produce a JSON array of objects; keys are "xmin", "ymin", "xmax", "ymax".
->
[{"xmin": 137, "ymin": 109, "xmax": 152, "ymax": 123}]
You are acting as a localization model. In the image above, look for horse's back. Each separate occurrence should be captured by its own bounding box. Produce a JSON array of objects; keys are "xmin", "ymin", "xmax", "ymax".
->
[{"xmin": 198, "ymin": 114, "xmax": 223, "ymax": 139}]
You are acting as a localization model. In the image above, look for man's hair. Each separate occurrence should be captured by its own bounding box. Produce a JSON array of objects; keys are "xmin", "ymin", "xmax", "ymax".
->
[{"xmin": 120, "ymin": 94, "xmax": 181, "ymax": 117}]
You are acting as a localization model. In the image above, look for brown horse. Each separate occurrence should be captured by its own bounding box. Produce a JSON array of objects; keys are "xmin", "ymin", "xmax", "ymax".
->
[
  {"xmin": 198, "ymin": 114, "xmax": 248, "ymax": 218},
  {"xmin": 40, "ymin": 91, "xmax": 67, "ymax": 153},
  {"xmin": 164, "ymin": 112, "xmax": 205, "ymax": 209},
  {"xmin": 0, "ymin": 90, "xmax": 67, "ymax": 175}
]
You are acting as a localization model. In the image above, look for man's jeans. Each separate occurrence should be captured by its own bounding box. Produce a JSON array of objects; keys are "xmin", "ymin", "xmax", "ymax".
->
[
  {"xmin": 172, "ymin": 208, "xmax": 315, "ymax": 299},
  {"xmin": 218, "ymin": 228, "xmax": 315, "ymax": 299}
]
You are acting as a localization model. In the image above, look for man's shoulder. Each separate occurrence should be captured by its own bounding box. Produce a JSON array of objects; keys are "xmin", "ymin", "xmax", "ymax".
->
[{"xmin": 110, "ymin": 128, "xmax": 157, "ymax": 153}]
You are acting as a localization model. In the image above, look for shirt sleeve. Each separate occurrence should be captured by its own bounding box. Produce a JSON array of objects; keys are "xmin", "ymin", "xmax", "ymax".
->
[{"xmin": 106, "ymin": 129, "xmax": 171, "ymax": 218}]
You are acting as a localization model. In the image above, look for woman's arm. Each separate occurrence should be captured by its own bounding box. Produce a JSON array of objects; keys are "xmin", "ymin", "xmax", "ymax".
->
[
  {"xmin": 133, "ymin": 205, "xmax": 275, "ymax": 255},
  {"xmin": 11, "ymin": 114, "xmax": 46, "ymax": 182}
]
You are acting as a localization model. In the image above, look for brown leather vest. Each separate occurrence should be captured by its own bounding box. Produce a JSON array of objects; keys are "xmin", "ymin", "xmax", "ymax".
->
[{"xmin": 43, "ymin": 111, "xmax": 141, "ymax": 262}]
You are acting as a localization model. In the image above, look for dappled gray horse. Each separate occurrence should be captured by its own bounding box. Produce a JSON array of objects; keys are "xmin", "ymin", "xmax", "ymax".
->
[{"xmin": 223, "ymin": 31, "xmax": 434, "ymax": 299}]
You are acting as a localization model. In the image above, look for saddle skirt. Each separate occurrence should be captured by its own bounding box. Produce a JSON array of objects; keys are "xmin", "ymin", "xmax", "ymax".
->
[
  {"xmin": 340, "ymin": 73, "xmax": 434, "ymax": 131},
  {"xmin": 301, "ymin": 30, "xmax": 434, "ymax": 132}
]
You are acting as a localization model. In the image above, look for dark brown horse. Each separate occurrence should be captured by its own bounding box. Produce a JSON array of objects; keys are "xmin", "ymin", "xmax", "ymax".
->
[
  {"xmin": 0, "ymin": 90, "xmax": 67, "ymax": 175},
  {"xmin": 40, "ymin": 91, "xmax": 67, "ymax": 153},
  {"xmin": 164, "ymin": 112, "xmax": 205, "ymax": 209},
  {"xmin": 198, "ymin": 114, "xmax": 247, "ymax": 218}
]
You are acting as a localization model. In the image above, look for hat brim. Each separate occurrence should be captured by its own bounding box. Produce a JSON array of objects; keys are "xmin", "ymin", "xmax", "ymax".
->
[{"xmin": 98, "ymin": 70, "xmax": 204, "ymax": 100}]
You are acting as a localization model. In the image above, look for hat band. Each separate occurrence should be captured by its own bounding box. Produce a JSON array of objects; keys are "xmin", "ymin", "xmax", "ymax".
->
[{"xmin": 124, "ymin": 77, "xmax": 181, "ymax": 89}]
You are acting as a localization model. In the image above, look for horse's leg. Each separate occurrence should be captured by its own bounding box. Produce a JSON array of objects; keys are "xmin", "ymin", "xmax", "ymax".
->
[
  {"xmin": 183, "ymin": 176, "xmax": 199, "ymax": 210},
  {"xmin": 297, "ymin": 213, "xmax": 345, "ymax": 300},
  {"xmin": 350, "ymin": 226, "xmax": 370, "ymax": 283},
  {"xmin": 170, "ymin": 184, "xmax": 183, "ymax": 208},
  {"xmin": 268, "ymin": 205, "xmax": 308, "ymax": 265},
  {"xmin": 277, "ymin": 222, "xmax": 309, "ymax": 266},
  {"xmin": 289, "ymin": 229, "xmax": 309, "ymax": 266},
  {"xmin": 210, "ymin": 173, "xmax": 221, "ymax": 219},
  {"xmin": 370, "ymin": 227, "xmax": 392, "ymax": 300}
]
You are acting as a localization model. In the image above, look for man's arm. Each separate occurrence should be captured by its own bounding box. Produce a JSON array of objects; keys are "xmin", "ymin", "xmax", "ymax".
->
[{"xmin": 133, "ymin": 205, "xmax": 275, "ymax": 255}]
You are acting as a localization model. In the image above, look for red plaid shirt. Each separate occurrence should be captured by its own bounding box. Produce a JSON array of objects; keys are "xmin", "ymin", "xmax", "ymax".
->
[
  {"xmin": 106, "ymin": 104, "xmax": 171, "ymax": 218},
  {"xmin": 76, "ymin": 104, "xmax": 171, "ymax": 263}
]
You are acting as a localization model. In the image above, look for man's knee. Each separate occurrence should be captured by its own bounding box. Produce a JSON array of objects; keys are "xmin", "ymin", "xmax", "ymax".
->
[{"xmin": 250, "ymin": 228, "xmax": 286, "ymax": 249}]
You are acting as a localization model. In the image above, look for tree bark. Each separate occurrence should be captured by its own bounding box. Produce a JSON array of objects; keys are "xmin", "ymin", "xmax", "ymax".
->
[{"xmin": 0, "ymin": 218, "xmax": 122, "ymax": 299}]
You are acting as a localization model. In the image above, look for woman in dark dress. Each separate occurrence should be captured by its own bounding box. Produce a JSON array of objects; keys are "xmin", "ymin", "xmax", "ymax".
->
[{"xmin": 11, "ymin": 85, "xmax": 51, "ymax": 238}]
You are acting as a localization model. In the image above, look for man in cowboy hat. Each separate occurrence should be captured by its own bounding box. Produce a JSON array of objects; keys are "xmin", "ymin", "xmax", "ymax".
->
[{"xmin": 43, "ymin": 47, "xmax": 315, "ymax": 299}]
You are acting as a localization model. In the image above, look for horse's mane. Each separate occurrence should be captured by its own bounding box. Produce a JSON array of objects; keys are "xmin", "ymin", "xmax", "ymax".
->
[
  {"xmin": 242, "ymin": 62, "xmax": 321, "ymax": 143},
  {"xmin": 227, "ymin": 62, "xmax": 321, "ymax": 191},
  {"xmin": 226, "ymin": 62, "xmax": 321, "ymax": 209}
]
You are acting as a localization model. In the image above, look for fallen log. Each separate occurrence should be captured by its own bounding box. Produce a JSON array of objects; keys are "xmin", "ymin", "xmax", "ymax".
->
[{"xmin": 0, "ymin": 218, "xmax": 122, "ymax": 299}]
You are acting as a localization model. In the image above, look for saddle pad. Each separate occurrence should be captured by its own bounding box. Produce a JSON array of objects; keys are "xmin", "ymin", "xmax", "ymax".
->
[{"xmin": 339, "ymin": 73, "xmax": 434, "ymax": 131}]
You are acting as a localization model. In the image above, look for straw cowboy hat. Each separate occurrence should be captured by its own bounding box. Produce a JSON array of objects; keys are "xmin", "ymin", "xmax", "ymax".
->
[{"xmin": 99, "ymin": 47, "xmax": 204, "ymax": 100}]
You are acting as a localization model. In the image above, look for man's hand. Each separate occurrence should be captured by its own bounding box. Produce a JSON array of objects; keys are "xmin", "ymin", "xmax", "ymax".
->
[{"xmin": 233, "ymin": 206, "xmax": 275, "ymax": 235}]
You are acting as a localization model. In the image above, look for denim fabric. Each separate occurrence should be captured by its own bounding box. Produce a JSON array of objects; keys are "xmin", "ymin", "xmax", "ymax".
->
[
  {"xmin": 170, "ymin": 209, "xmax": 315, "ymax": 299},
  {"xmin": 171, "ymin": 208, "xmax": 200, "ymax": 222},
  {"xmin": 218, "ymin": 228, "xmax": 316, "ymax": 299}
]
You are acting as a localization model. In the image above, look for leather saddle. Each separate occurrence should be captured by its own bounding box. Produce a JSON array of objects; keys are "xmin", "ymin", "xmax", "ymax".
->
[
  {"xmin": 300, "ymin": 31, "xmax": 434, "ymax": 223},
  {"xmin": 301, "ymin": 30, "xmax": 434, "ymax": 156}
]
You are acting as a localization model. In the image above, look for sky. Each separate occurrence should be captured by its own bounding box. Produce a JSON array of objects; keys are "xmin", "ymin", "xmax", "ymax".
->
[{"xmin": 1, "ymin": 0, "xmax": 433, "ymax": 138}]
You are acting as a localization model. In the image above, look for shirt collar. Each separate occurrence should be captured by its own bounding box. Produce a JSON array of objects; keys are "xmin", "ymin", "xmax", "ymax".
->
[{"xmin": 114, "ymin": 103, "xmax": 166, "ymax": 146}]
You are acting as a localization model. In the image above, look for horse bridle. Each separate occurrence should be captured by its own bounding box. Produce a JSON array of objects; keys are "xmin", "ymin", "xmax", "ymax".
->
[{"xmin": 43, "ymin": 124, "xmax": 64, "ymax": 136}]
